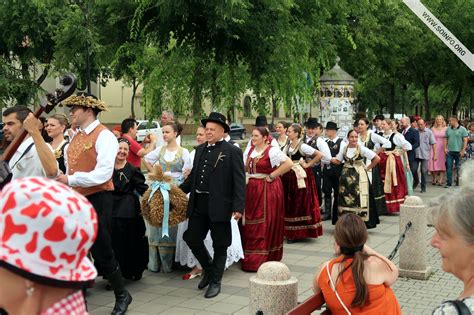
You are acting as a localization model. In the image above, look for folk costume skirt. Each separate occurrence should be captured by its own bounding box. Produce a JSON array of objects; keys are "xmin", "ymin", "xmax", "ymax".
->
[
  {"xmin": 379, "ymin": 151, "xmax": 408, "ymax": 213},
  {"xmin": 282, "ymin": 167, "xmax": 323, "ymax": 240},
  {"xmin": 338, "ymin": 162, "xmax": 379, "ymax": 229},
  {"xmin": 242, "ymin": 175, "xmax": 285, "ymax": 271}
]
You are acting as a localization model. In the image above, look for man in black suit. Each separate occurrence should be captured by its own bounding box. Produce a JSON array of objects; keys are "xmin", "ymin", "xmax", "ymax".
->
[
  {"xmin": 180, "ymin": 112, "xmax": 245, "ymax": 299},
  {"xmin": 400, "ymin": 116, "xmax": 420, "ymax": 189}
]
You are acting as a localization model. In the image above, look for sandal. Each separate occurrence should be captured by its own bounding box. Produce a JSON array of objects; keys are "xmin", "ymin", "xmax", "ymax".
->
[{"xmin": 182, "ymin": 271, "xmax": 202, "ymax": 280}]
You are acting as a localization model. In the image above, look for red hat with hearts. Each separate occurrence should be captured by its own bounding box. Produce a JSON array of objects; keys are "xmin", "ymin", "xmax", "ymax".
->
[{"xmin": 0, "ymin": 177, "xmax": 98, "ymax": 283}]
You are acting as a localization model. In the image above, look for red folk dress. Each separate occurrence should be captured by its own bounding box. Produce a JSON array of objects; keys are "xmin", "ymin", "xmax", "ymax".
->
[
  {"xmin": 242, "ymin": 146, "xmax": 286, "ymax": 271},
  {"xmin": 281, "ymin": 142, "xmax": 323, "ymax": 240}
]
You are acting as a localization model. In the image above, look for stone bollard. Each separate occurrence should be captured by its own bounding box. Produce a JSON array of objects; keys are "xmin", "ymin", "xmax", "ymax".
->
[
  {"xmin": 249, "ymin": 262, "xmax": 298, "ymax": 315},
  {"xmin": 399, "ymin": 195, "xmax": 432, "ymax": 280}
]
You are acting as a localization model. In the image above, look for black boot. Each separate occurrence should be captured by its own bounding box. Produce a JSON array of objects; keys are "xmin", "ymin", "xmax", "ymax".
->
[
  {"xmin": 322, "ymin": 196, "xmax": 332, "ymax": 221},
  {"xmin": 107, "ymin": 267, "xmax": 132, "ymax": 315},
  {"xmin": 205, "ymin": 254, "xmax": 227, "ymax": 298},
  {"xmin": 190, "ymin": 245, "xmax": 213, "ymax": 290}
]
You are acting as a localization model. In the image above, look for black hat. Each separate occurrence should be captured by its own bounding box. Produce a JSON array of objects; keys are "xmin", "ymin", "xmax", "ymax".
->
[
  {"xmin": 373, "ymin": 114, "xmax": 385, "ymax": 122},
  {"xmin": 201, "ymin": 112, "xmax": 230, "ymax": 133},
  {"xmin": 304, "ymin": 117, "xmax": 319, "ymax": 128},
  {"xmin": 325, "ymin": 121, "xmax": 339, "ymax": 130},
  {"xmin": 254, "ymin": 116, "xmax": 268, "ymax": 127}
]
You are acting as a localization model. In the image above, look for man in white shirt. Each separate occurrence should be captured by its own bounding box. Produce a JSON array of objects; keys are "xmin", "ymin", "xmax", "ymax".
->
[
  {"xmin": 2, "ymin": 105, "xmax": 57, "ymax": 181},
  {"xmin": 303, "ymin": 118, "xmax": 331, "ymax": 205},
  {"xmin": 155, "ymin": 110, "xmax": 181, "ymax": 146},
  {"xmin": 56, "ymin": 93, "xmax": 132, "ymax": 315}
]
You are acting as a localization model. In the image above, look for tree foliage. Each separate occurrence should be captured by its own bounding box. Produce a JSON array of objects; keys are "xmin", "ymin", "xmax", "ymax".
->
[{"xmin": 0, "ymin": 0, "xmax": 472, "ymax": 120}]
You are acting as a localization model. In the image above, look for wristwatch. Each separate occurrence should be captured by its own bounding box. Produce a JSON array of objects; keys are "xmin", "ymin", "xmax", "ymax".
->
[{"xmin": 268, "ymin": 174, "xmax": 275, "ymax": 180}]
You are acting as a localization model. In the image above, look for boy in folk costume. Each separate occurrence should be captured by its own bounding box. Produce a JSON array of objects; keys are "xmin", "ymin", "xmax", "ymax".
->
[{"xmin": 56, "ymin": 93, "xmax": 132, "ymax": 315}]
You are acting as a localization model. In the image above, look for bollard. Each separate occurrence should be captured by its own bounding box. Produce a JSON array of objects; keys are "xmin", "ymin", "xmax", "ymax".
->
[
  {"xmin": 249, "ymin": 262, "xmax": 298, "ymax": 315},
  {"xmin": 398, "ymin": 195, "xmax": 432, "ymax": 280}
]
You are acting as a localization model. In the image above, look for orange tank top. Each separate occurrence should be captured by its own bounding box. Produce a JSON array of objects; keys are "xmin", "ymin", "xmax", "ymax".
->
[{"xmin": 318, "ymin": 255, "xmax": 401, "ymax": 315}]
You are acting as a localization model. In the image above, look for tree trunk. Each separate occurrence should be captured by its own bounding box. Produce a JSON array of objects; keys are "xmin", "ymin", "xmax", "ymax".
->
[
  {"xmin": 389, "ymin": 83, "xmax": 395, "ymax": 119},
  {"xmin": 271, "ymin": 93, "xmax": 277, "ymax": 126},
  {"xmin": 130, "ymin": 78, "xmax": 138, "ymax": 118},
  {"xmin": 451, "ymin": 85, "xmax": 463, "ymax": 116},
  {"xmin": 423, "ymin": 82, "xmax": 430, "ymax": 120}
]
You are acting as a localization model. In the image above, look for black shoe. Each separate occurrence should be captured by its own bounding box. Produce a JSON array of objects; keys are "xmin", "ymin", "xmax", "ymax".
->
[
  {"xmin": 205, "ymin": 282, "xmax": 221, "ymax": 298},
  {"xmin": 112, "ymin": 291, "xmax": 132, "ymax": 315},
  {"xmin": 420, "ymin": 189, "xmax": 426, "ymax": 193},
  {"xmin": 189, "ymin": 246, "xmax": 213, "ymax": 290},
  {"xmin": 198, "ymin": 270, "xmax": 212, "ymax": 290},
  {"xmin": 287, "ymin": 239, "xmax": 295, "ymax": 244},
  {"xmin": 322, "ymin": 196, "xmax": 332, "ymax": 221}
]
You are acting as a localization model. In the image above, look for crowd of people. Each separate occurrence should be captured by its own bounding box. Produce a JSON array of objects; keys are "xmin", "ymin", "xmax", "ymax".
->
[{"xmin": 1, "ymin": 93, "xmax": 473, "ymax": 314}]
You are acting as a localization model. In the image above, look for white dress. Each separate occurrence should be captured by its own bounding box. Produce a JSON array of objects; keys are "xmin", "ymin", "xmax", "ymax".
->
[{"xmin": 175, "ymin": 149, "xmax": 244, "ymax": 269}]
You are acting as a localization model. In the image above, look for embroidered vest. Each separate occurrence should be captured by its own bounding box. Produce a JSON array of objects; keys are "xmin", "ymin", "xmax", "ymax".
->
[{"xmin": 67, "ymin": 124, "xmax": 114, "ymax": 196}]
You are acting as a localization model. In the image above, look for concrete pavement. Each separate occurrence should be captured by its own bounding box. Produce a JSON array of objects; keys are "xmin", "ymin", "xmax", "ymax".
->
[{"xmin": 88, "ymin": 184, "xmax": 462, "ymax": 315}]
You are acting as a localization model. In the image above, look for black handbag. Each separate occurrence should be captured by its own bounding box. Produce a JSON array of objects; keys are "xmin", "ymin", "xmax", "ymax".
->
[{"xmin": 447, "ymin": 300, "xmax": 471, "ymax": 315}]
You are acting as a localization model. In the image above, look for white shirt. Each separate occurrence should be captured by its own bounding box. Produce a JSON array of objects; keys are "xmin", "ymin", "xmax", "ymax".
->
[
  {"xmin": 65, "ymin": 120, "xmax": 119, "ymax": 187},
  {"xmin": 225, "ymin": 135, "xmax": 240, "ymax": 148},
  {"xmin": 243, "ymin": 146, "xmax": 287, "ymax": 168},
  {"xmin": 383, "ymin": 132, "xmax": 412, "ymax": 151},
  {"xmin": 144, "ymin": 145, "xmax": 192, "ymax": 177},
  {"xmin": 358, "ymin": 131, "xmax": 391, "ymax": 150},
  {"xmin": 9, "ymin": 137, "xmax": 55, "ymax": 180},
  {"xmin": 337, "ymin": 145, "xmax": 376, "ymax": 161},
  {"xmin": 306, "ymin": 136, "xmax": 331, "ymax": 164}
]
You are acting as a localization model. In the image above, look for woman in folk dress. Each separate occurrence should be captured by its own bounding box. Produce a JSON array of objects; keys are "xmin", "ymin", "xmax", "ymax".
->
[
  {"xmin": 242, "ymin": 127, "xmax": 292, "ymax": 271},
  {"xmin": 281, "ymin": 124, "xmax": 324, "ymax": 242}
]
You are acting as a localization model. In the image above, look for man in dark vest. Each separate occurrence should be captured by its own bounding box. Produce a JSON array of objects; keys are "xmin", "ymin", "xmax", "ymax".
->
[
  {"xmin": 56, "ymin": 93, "xmax": 132, "ymax": 315},
  {"xmin": 180, "ymin": 112, "xmax": 245, "ymax": 298},
  {"xmin": 322, "ymin": 122, "xmax": 346, "ymax": 222},
  {"xmin": 303, "ymin": 118, "xmax": 331, "ymax": 206}
]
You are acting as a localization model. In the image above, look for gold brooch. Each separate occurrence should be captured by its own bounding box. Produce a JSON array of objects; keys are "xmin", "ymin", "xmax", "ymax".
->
[{"xmin": 83, "ymin": 142, "xmax": 93, "ymax": 151}]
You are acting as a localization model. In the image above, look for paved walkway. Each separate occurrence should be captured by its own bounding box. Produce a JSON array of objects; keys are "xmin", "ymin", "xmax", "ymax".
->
[{"xmin": 88, "ymin": 184, "xmax": 462, "ymax": 315}]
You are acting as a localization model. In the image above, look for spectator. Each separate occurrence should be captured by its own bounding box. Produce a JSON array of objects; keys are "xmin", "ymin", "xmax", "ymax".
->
[
  {"xmin": 444, "ymin": 116, "xmax": 468, "ymax": 188},
  {"xmin": 121, "ymin": 118, "xmax": 157, "ymax": 168},
  {"xmin": 313, "ymin": 213, "xmax": 401, "ymax": 314},
  {"xmin": 399, "ymin": 116, "xmax": 420, "ymax": 189},
  {"xmin": 410, "ymin": 115, "xmax": 420, "ymax": 129},
  {"xmin": 430, "ymin": 161, "xmax": 474, "ymax": 314},
  {"xmin": 429, "ymin": 115, "xmax": 448, "ymax": 186},
  {"xmin": 0, "ymin": 177, "xmax": 97, "ymax": 314},
  {"xmin": 112, "ymin": 125, "xmax": 122, "ymax": 138},
  {"xmin": 467, "ymin": 122, "xmax": 474, "ymax": 160},
  {"xmin": 156, "ymin": 110, "xmax": 181, "ymax": 145},
  {"xmin": 414, "ymin": 119, "xmax": 436, "ymax": 193}
]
